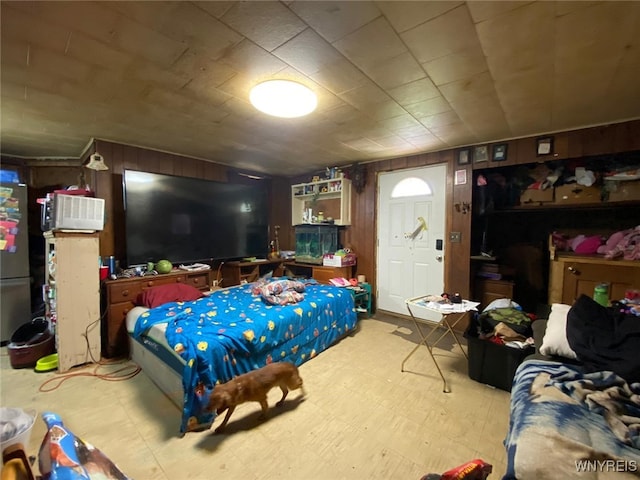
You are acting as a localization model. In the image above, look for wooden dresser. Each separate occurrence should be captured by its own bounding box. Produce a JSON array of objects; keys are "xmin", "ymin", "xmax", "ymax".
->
[
  {"xmin": 548, "ymin": 253, "xmax": 640, "ymax": 304},
  {"xmin": 474, "ymin": 278, "xmax": 515, "ymax": 310},
  {"xmin": 283, "ymin": 262, "xmax": 354, "ymax": 284},
  {"xmin": 102, "ymin": 269, "xmax": 212, "ymax": 358}
]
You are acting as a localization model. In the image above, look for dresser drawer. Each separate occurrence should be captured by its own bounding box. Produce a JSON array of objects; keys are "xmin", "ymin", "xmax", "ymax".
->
[
  {"xmin": 140, "ymin": 274, "xmax": 187, "ymax": 289},
  {"xmin": 107, "ymin": 283, "xmax": 143, "ymax": 304},
  {"xmin": 312, "ymin": 266, "xmax": 352, "ymax": 285},
  {"xmin": 184, "ymin": 271, "xmax": 211, "ymax": 291}
]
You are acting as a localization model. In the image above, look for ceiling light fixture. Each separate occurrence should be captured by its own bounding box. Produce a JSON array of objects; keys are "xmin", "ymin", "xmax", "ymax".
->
[
  {"xmin": 249, "ymin": 80, "xmax": 317, "ymax": 118},
  {"xmin": 85, "ymin": 152, "xmax": 109, "ymax": 171}
]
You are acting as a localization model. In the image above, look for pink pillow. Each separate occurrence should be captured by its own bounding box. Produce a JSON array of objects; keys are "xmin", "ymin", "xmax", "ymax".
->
[
  {"xmin": 137, "ymin": 283, "xmax": 204, "ymax": 308},
  {"xmin": 574, "ymin": 235, "xmax": 602, "ymax": 254}
]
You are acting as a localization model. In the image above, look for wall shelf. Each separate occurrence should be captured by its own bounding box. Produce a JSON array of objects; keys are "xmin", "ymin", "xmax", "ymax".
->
[{"xmin": 291, "ymin": 177, "xmax": 351, "ymax": 226}]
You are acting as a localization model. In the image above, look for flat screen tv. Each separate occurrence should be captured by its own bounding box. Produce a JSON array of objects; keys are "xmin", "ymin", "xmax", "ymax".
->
[{"xmin": 123, "ymin": 170, "xmax": 269, "ymax": 267}]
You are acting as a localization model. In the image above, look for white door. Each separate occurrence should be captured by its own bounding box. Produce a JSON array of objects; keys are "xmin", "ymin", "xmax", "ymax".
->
[{"xmin": 376, "ymin": 165, "xmax": 447, "ymax": 320}]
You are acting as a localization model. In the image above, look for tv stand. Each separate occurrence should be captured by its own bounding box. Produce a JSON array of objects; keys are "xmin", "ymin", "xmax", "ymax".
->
[
  {"xmin": 220, "ymin": 259, "xmax": 356, "ymax": 287},
  {"xmin": 220, "ymin": 259, "xmax": 285, "ymax": 287}
]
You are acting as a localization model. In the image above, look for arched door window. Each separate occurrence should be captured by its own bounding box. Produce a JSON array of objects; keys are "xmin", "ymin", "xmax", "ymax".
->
[{"xmin": 390, "ymin": 177, "xmax": 432, "ymax": 198}]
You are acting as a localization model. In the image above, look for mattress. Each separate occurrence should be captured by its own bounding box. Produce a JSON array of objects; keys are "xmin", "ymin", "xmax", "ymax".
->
[
  {"xmin": 126, "ymin": 306, "xmax": 184, "ymax": 408},
  {"xmin": 128, "ymin": 281, "xmax": 358, "ymax": 433}
]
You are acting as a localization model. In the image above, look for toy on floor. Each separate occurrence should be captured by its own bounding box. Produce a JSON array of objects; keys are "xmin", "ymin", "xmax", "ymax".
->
[
  {"xmin": 38, "ymin": 412, "xmax": 130, "ymax": 480},
  {"xmin": 421, "ymin": 458, "xmax": 493, "ymax": 480}
]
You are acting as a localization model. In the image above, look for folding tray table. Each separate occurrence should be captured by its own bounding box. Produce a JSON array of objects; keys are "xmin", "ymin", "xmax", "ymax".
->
[{"xmin": 403, "ymin": 295, "xmax": 479, "ymax": 393}]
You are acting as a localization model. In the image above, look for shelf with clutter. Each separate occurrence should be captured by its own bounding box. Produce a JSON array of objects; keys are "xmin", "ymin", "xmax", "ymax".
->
[
  {"xmin": 473, "ymin": 152, "xmax": 640, "ymax": 214},
  {"xmin": 291, "ymin": 170, "xmax": 351, "ymax": 226}
]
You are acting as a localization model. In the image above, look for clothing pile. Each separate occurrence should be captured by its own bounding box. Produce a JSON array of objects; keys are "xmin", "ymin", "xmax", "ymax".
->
[
  {"xmin": 468, "ymin": 299, "xmax": 535, "ymax": 349},
  {"xmin": 252, "ymin": 278, "xmax": 307, "ymax": 306}
]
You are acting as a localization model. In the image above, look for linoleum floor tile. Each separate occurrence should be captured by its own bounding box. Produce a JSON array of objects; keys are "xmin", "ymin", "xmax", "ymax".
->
[{"xmin": 1, "ymin": 316, "xmax": 512, "ymax": 479}]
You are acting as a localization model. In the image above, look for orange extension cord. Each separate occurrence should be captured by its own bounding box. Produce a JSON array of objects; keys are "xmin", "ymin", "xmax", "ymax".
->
[{"xmin": 38, "ymin": 315, "xmax": 141, "ymax": 393}]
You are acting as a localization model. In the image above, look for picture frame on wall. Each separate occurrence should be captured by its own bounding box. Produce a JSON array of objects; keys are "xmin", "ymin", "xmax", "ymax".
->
[
  {"xmin": 458, "ymin": 148, "xmax": 470, "ymax": 165},
  {"xmin": 454, "ymin": 169, "xmax": 467, "ymax": 186},
  {"xmin": 473, "ymin": 145, "xmax": 489, "ymax": 163},
  {"xmin": 537, "ymin": 136, "xmax": 554, "ymax": 156},
  {"xmin": 492, "ymin": 143, "xmax": 508, "ymax": 162}
]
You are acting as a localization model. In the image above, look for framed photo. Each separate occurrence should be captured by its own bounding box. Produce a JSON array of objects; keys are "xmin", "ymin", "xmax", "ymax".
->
[
  {"xmin": 457, "ymin": 148, "xmax": 470, "ymax": 165},
  {"xmin": 454, "ymin": 169, "xmax": 467, "ymax": 186},
  {"xmin": 537, "ymin": 136, "xmax": 554, "ymax": 156},
  {"xmin": 492, "ymin": 143, "xmax": 508, "ymax": 162},
  {"xmin": 473, "ymin": 145, "xmax": 489, "ymax": 163}
]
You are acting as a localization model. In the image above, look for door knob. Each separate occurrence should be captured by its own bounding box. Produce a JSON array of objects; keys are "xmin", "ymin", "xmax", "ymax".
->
[
  {"xmin": 568, "ymin": 266, "xmax": 580, "ymax": 275},
  {"xmin": 436, "ymin": 255, "xmax": 443, "ymax": 262}
]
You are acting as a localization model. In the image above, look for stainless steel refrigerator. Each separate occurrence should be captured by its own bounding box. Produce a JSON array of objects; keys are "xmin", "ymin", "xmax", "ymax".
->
[{"xmin": 0, "ymin": 180, "xmax": 32, "ymax": 343}]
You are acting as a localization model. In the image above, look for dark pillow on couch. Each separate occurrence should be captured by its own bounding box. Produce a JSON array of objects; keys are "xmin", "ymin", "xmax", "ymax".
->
[
  {"xmin": 137, "ymin": 283, "xmax": 204, "ymax": 309},
  {"xmin": 567, "ymin": 294, "xmax": 640, "ymax": 383}
]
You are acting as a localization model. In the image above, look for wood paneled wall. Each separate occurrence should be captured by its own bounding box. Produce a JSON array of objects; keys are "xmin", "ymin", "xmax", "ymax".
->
[
  {"xmin": 20, "ymin": 119, "xmax": 640, "ymax": 305},
  {"xmin": 334, "ymin": 150, "xmax": 473, "ymax": 304},
  {"xmin": 293, "ymin": 119, "xmax": 640, "ymax": 308},
  {"xmin": 87, "ymin": 140, "xmax": 292, "ymax": 266}
]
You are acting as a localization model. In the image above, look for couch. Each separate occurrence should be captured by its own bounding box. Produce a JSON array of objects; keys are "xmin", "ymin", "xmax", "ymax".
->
[{"xmin": 502, "ymin": 296, "xmax": 640, "ymax": 479}]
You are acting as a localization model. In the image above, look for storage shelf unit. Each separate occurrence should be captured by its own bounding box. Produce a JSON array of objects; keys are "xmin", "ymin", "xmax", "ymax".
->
[
  {"xmin": 44, "ymin": 231, "xmax": 101, "ymax": 372},
  {"xmin": 351, "ymin": 283, "xmax": 372, "ymax": 317},
  {"xmin": 291, "ymin": 177, "xmax": 351, "ymax": 225}
]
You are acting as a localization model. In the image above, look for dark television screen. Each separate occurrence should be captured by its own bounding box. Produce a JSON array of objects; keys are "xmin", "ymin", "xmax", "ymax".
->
[{"xmin": 123, "ymin": 170, "xmax": 269, "ymax": 266}]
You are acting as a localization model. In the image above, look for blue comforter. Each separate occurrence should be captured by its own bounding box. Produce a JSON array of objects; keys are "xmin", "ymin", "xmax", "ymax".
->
[
  {"xmin": 503, "ymin": 359, "xmax": 640, "ymax": 479},
  {"xmin": 132, "ymin": 280, "xmax": 357, "ymax": 433}
]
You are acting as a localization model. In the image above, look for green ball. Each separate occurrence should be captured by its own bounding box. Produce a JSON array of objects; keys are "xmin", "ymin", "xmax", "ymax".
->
[{"xmin": 155, "ymin": 259, "xmax": 173, "ymax": 274}]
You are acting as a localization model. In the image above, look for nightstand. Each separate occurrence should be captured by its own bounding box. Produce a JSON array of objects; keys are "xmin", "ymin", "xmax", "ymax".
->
[{"xmin": 350, "ymin": 283, "xmax": 372, "ymax": 317}]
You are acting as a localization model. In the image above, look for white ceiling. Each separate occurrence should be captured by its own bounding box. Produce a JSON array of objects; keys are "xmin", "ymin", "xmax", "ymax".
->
[{"xmin": 2, "ymin": 1, "xmax": 639, "ymax": 176}]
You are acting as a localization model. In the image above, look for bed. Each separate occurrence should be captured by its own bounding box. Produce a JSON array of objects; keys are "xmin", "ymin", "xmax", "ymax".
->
[
  {"xmin": 503, "ymin": 296, "xmax": 640, "ymax": 479},
  {"xmin": 125, "ymin": 278, "xmax": 358, "ymax": 434}
]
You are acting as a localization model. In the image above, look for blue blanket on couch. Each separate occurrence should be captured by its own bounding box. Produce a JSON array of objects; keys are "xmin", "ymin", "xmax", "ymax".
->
[
  {"xmin": 503, "ymin": 359, "xmax": 640, "ymax": 479},
  {"xmin": 132, "ymin": 281, "xmax": 357, "ymax": 433}
]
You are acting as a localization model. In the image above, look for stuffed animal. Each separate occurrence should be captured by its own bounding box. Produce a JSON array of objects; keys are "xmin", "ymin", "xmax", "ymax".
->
[
  {"xmin": 597, "ymin": 229, "xmax": 631, "ymax": 256},
  {"xmin": 551, "ymin": 232, "xmax": 602, "ymax": 254},
  {"xmin": 571, "ymin": 235, "xmax": 603, "ymax": 254},
  {"xmin": 601, "ymin": 225, "xmax": 640, "ymax": 260}
]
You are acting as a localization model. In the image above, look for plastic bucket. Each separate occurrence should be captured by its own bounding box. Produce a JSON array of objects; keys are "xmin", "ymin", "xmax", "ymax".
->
[{"xmin": 0, "ymin": 408, "xmax": 37, "ymax": 452}]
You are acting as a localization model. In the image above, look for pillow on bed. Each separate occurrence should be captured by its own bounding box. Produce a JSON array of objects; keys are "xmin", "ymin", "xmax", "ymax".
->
[
  {"xmin": 137, "ymin": 283, "xmax": 204, "ymax": 308},
  {"xmin": 539, "ymin": 303, "xmax": 578, "ymax": 359}
]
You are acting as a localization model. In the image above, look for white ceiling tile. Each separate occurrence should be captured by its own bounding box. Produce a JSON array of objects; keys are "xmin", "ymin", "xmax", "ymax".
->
[
  {"xmin": 377, "ymin": 1, "xmax": 463, "ymax": 33},
  {"xmin": 289, "ymin": 1, "xmax": 382, "ymax": 43},
  {"xmin": 401, "ymin": 4, "xmax": 479, "ymax": 63},
  {"xmin": 1, "ymin": 1, "xmax": 639, "ymax": 175},
  {"xmin": 273, "ymin": 28, "xmax": 344, "ymax": 76},
  {"xmin": 220, "ymin": 1, "xmax": 307, "ymax": 52},
  {"xmin": 333, "ymin": 16, "xmax": 406, "ymax": 69},
  {"xmin": 423, "ymin": 46, "xmax": 488, "ymax": 86}
]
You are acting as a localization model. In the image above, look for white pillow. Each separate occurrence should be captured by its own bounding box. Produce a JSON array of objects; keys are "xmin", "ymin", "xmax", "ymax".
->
[{"xmin": 539, "ymin": 303, "xmax": 578, "ymax": 359}]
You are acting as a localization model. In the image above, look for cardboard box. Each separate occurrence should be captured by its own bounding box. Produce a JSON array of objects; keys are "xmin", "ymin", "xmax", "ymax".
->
[
  {"xmin": 607, "ymin": 180, "xmax": 640, "ymax": 202},
  {"xmin": 554, "ymin": 184, "xmax": 601, "ymax": 205},
  {"xmin": 322, "ymin": 252, "xmax": 356, "ymax": 267},
  {"xmin": 520, "ymin": 187, "xmax": 554, "ymax": 205}
]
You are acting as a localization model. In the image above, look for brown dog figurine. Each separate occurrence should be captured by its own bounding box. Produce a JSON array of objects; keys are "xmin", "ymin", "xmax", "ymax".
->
[{"xmin": 206, "ymin": 362, "xmax": 305, "ymax": 433}]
